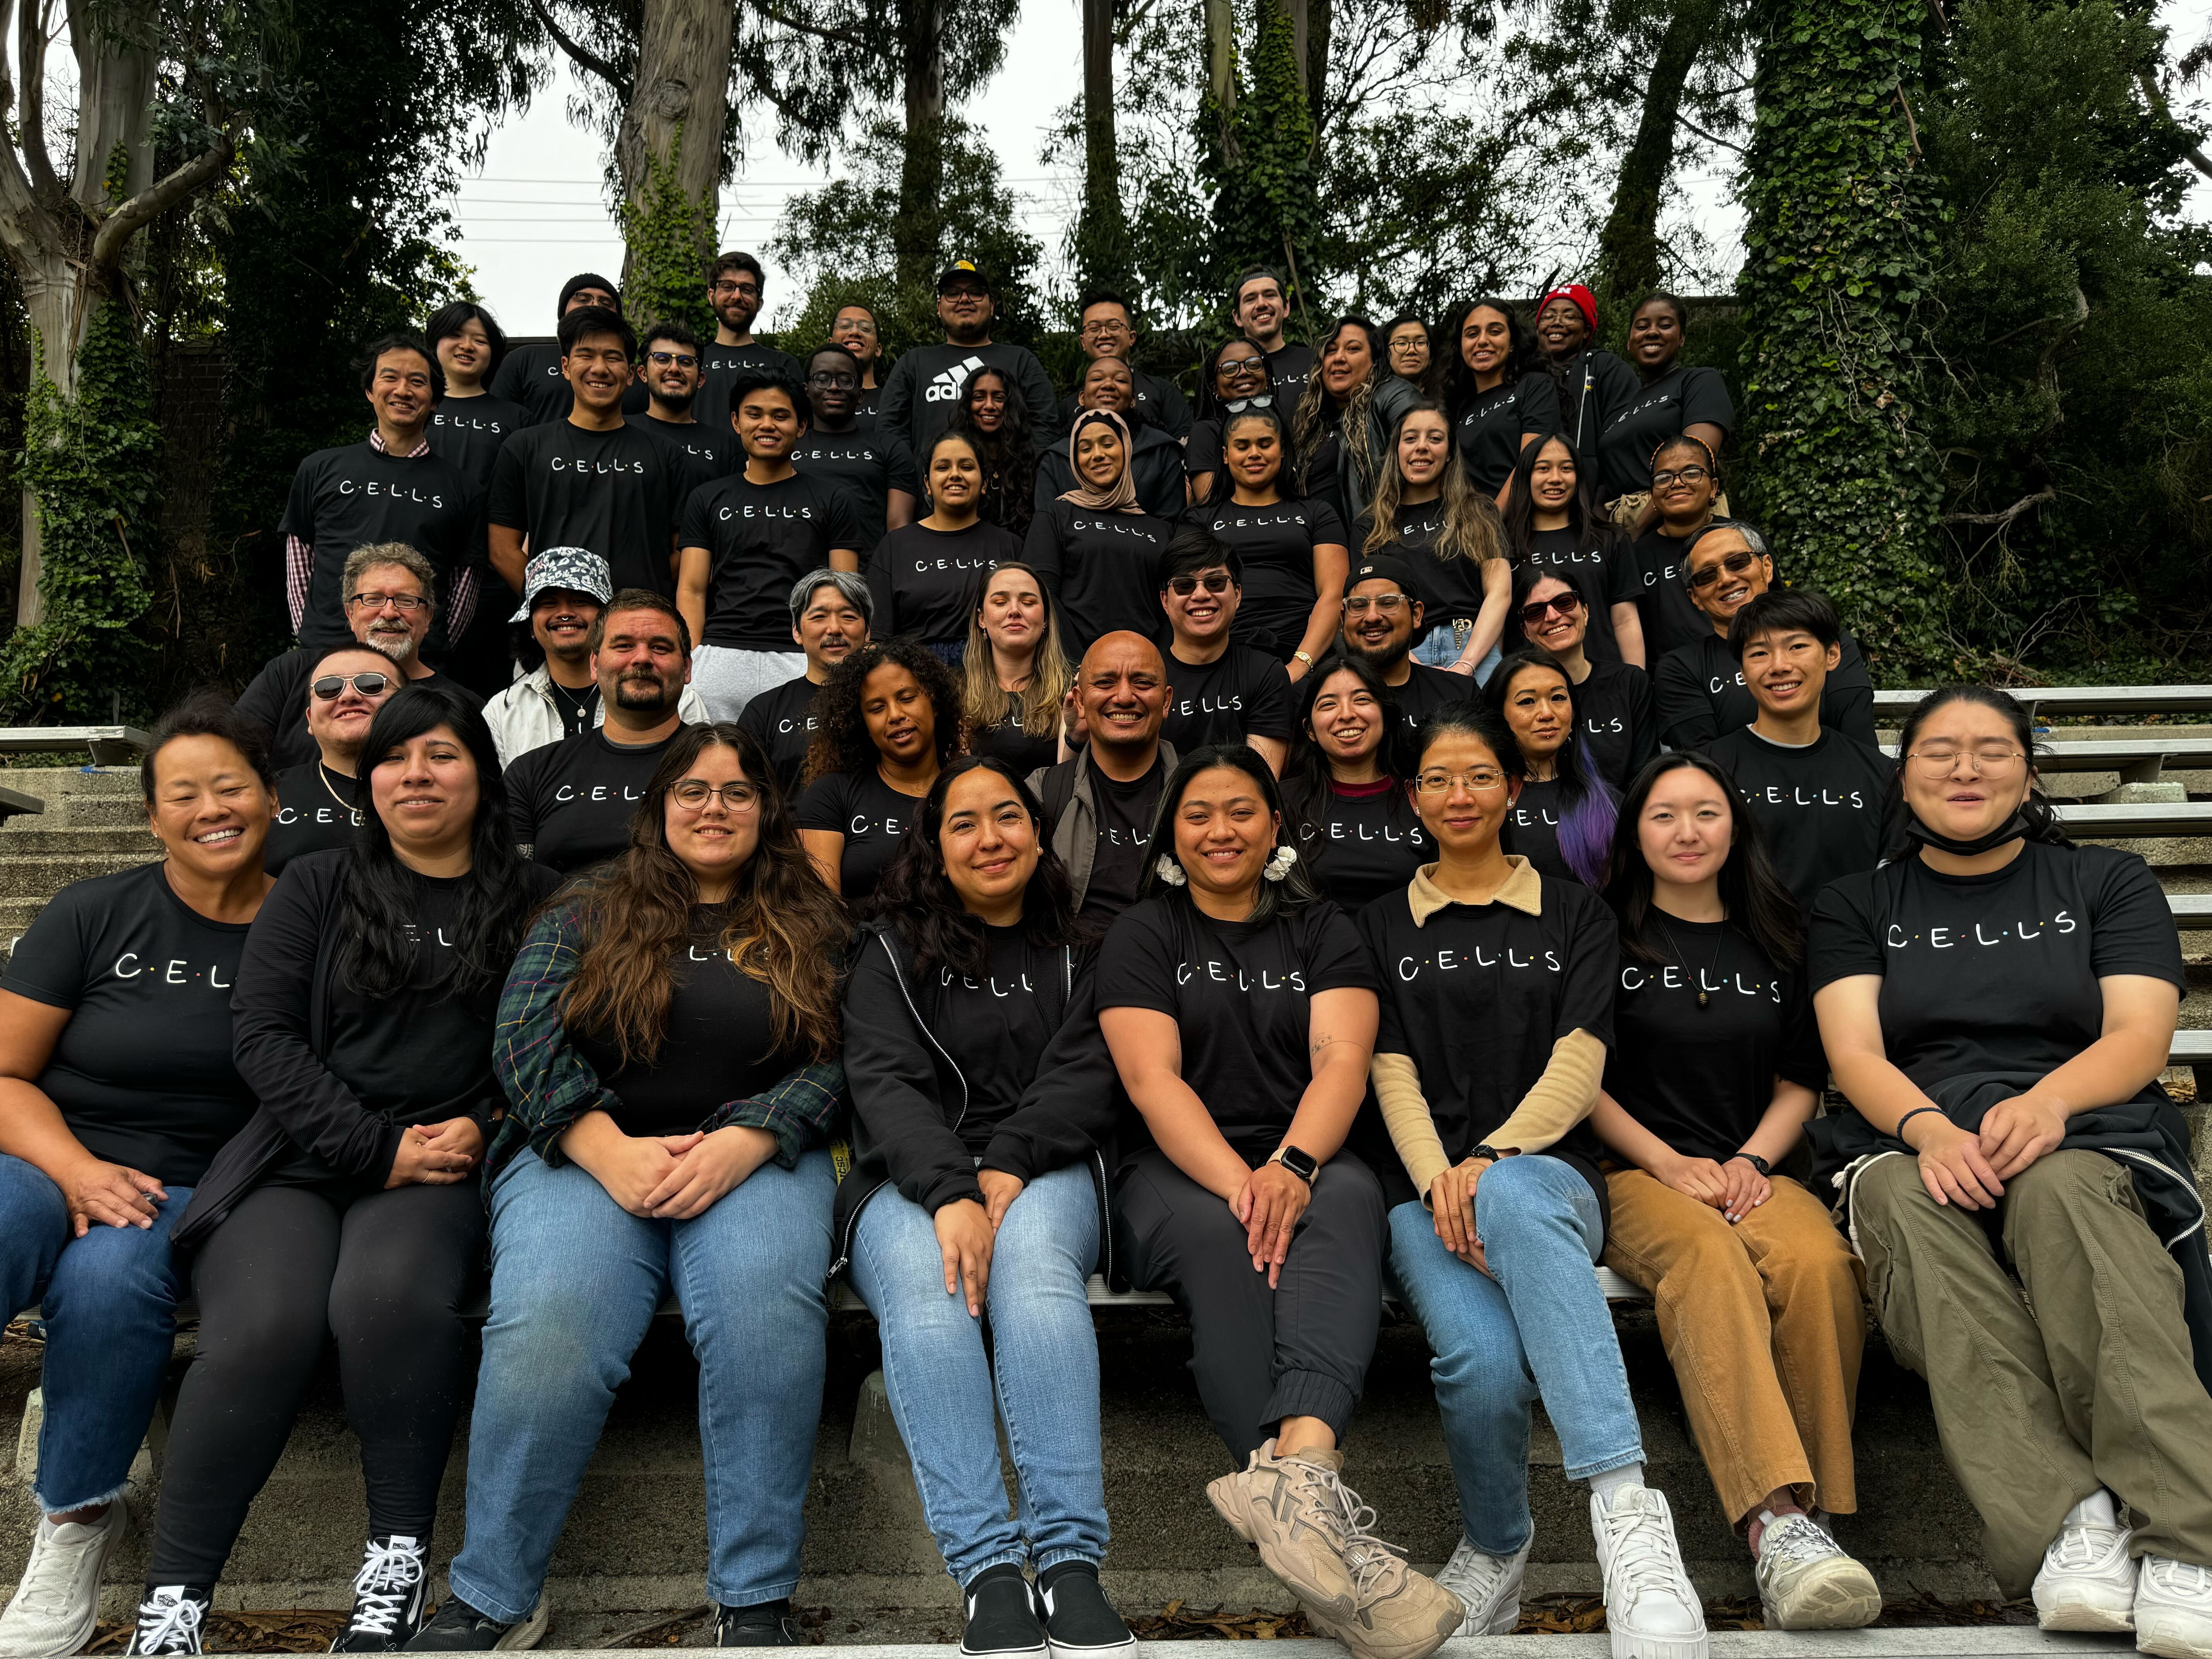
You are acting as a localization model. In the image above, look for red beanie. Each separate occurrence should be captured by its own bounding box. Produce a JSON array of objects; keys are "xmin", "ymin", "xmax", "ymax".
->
[{"xmin": 1538, "ymin": 283, "xmax": 1599, "ymax": 335}]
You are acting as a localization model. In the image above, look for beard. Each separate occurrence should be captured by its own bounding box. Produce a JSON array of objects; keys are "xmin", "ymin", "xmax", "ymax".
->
[
  {"xmin": 365, "ymin": 627, "xmax": 417, "ymax": 666},
  {"xmin": 612, "ymin": 669, "xmax": 674, "ymax": 711}
]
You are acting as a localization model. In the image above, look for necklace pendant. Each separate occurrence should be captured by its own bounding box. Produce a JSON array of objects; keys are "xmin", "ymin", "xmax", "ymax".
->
[{"xmin": 1696, "ymin": 989, "xmax": 1711, "ymax": 1010}]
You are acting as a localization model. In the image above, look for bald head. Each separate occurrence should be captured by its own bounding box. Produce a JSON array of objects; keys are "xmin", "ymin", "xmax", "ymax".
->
[{"xmin": 1077, "ymin": 631, "xmax": 1169, "ymax": 770}]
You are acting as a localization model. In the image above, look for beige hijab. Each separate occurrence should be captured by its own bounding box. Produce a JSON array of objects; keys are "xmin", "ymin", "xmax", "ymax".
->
[{"xmin": 1058, "ymin": 408, "xmax": 1143, "ymax": 513}]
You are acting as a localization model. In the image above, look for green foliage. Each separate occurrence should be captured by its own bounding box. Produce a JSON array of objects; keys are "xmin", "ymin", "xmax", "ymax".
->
[
  {"xmin": 1, "ymin": 303, "xmax": 158, "ymax": 721},
  {"xmin": 1200, "ymin": 0, "xmax": 1323, "ymax": 315},
  {"xmin": 1735, "ymin": 0, "xmax": 1947, "ymax": 676},
  {"xmin": 618, "ymin": 139, "xmax": 716, "ymax": 335}
]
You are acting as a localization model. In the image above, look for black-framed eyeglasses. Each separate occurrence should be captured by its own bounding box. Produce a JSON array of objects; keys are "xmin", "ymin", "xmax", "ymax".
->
[
  {"xmin": 1168, "ymin": 572, "xmax": 1234, "ymax": 597},
  {"xmin": 647, "ymin": 350, "xmax": 699, "ymax": 369},
  {"xmin": 1686, "ymin": 549, "xmax": 1758, "ymax": 590},
  {"xmin": 346, "ymin": 592, "xmax": 428, "ymax": 613},
  {"xmin": 1651, "ymin": 464, "xmax": 1711, "ymax": 489},
  {"xmin": 1218, "ymin": 357, "xmax": 1268, "ymax": 380},
  {"xmin": 709, "ymin": 280, "xmax": 760, "ymax": 297},
  {"xmin": 807, "ymin": 371, "xmax": 859, "ymax": 390},
  {"xmin": 311, "ymin": 671, "xmax": 393, "ymax": 700},
  {"xmin": 1518, "ymin": 593, "xmax": 1583, "ymax": 626}
]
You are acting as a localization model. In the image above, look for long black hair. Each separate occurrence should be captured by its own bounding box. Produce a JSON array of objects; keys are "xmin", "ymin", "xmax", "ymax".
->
[
  {"xmin": 1440, "ymin": 297, "xmax": 1542, "ymax": 420},
  {"xmin": 868, "ymin": 755, "xmax": 1085, "ymax": 979},
  {"xmin": 948, "ymin": 368, "xmax": 1036, "ymax": 536},
  {"xmin": 1602, "ymin": 751, "xmax": 1804, "ymax": 971},
  {"xmin": 800, "ymin": 638, "xmax": 965, "ymax": 785},
  {"xmin": 1199, "ymin": 402, "xmax": 1303, "ymax": 509},
  {"xmin": 1882, "ymin": 684, "xmax": 2070, "ymax": 861},
  {"xmin": 1501, "ymin": 432, "xmax": 1623, "ymax": 561},
  {"xmin": 1139, "ymin": 742, "xmax": 1319, "ymax": 926},
  {"xmin": 1484, "ymin": 647, "xmax": 1618, "ymax": 886},
  {"xmin": 334, "ymin": 683, "xmax": 535, "ymax": 1000},
  {"xmin": 1282, "ymin": 651, "xmax": 1418, "ymax": 836}
]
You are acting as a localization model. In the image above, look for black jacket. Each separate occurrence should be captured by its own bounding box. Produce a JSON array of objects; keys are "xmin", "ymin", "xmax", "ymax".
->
[
  {"xmin": 829, "ymin": 920, "xmax": 1121, "ymax": 1282},
  {"xmin": 1032, "ymin": 417, "xmax": 1188, "ymax": 519}
]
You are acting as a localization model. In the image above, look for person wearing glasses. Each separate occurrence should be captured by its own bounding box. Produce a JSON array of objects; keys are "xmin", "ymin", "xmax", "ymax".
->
[
  {"xmin": 1352, "ymin": 400, "xmax": 1511, "ymax": 678},
  {"xmin": 1706, "ymin": 590, "xmax": 1890, "ymax": 916},
  {"xmin": 1185, "ymin": 339, "xmax": 1274, "ymax": 505},
  {"xmin": 636, "ymin": 319, "xmax": 740, "ymax": 502},
  {"xmin": 792, "ymin": 343, "xmax": 919, "ymax": 547},
  {"xmin": 1359, "ymin": 700, "xmax": 1707, "ymax": 1657},
  {"xmin": 281, "ymin": 332, "xmax": 480, "ymax": 662},
  {"xmin": 236, "ymin": 544, "xmax": 483, "ymax": 771},
  {"xmin": 1509, "ymin": 567, "xmax": 1656, "ymax": 792},
  {"xmin": 264, "ymin": 645, "xmax": 402, "ymax": 872},
  {"xmin": 1631, "ymin": 436, "xmax": 1729, "ymax": 662},
  {"xmin": 695, "ymin": 251, "xmax": 805, "ymax": 432},
  {"xmin": 1808, "ymin": 685, "xmax": 2212, "ymax": 1649},
  {"xmin": 1154, "ymin": 531, "xmax": 1294, "ymax": 775},
  {"xmin": 1381, "ymin": 314, "xmax": 1441, "ymax": 399},
  {"xmin": 1442, "ymin": 298, "xmax": 1559, "ymax": 501},
  {"xmin": 1061, "ymin": 290, "xmax": 1192, "ymax": 438},
  {"xmin": 415, "ymin": 724, "xmax": 850, "ymax": 1653},
  {"xmin": 1652, "ymin": 524, "xmax": 1875, "ymax": 751},
  {"xmin": 1337, "ymin": 555, "xmax": 1467, "ymax": 735},
  {"xmin": 830, "ymin": 302, "xmax": 886, "ymax": 414}
]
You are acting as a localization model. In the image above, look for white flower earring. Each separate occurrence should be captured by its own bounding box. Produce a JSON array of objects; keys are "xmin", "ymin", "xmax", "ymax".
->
[
  {"xmin": 1262, "ymin": 845, "xmax": 1299, "ymax": 883},
  {"xmin": 1154, "ymin": 854, "xmax": 1188, "ymax": 887}
]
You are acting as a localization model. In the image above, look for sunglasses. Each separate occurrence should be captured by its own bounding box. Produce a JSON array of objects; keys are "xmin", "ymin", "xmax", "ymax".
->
[
  {"xmin": 1168, "ymin": 573, "xmax": 1234, "ymax": 596},
  {"xmin": 311, "ymin": 671, "xmax": 393, "ymax": 700},
  {"xmin": 1518, "ymin": 593, "xmax": 1583, "ymax": 627},
  {"xmin": 1224, "ymin": 394, "xmax": 1275, "ymax": 414},
  {"xmin": 1686, "ymin": 549, "xmax": 1759, "ymax": 590}
]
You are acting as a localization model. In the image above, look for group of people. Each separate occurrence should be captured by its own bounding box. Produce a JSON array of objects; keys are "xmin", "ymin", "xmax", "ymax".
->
[{"xmin": 0, "ymin": 249, "xmax": 2205, "ymax": 1659}]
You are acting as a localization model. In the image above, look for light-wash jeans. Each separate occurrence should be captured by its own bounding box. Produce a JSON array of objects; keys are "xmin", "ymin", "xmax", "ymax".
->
[
  {"xmin": 848, "ymin": 1162, "xmax": 1106, "ymax": 1586},
  {"xmin": 692, "ymin": 645, "xmax": 806, "ymax": 723},
  {"xmin": 1388, "ymin": 1154, "xmax": 1645, "ymax": 1556},
  {"xmin": 0, "ymin": 1154, "xmax": 191, "ymax": 1512},
  {"xmin": 1413, "ymin": 623, "xmax": 1501, "ymax": 685},
  {"xmin": 445, "ymin": 1147, "xmax": 836, "ymax": 1621}
]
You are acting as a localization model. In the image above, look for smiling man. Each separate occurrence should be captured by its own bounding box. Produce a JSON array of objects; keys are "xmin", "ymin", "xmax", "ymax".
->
[
  {"xmin": 694, "ymin": 250, "xmax": 805, "ymax": 431},
  {"xmin": 487, "ymin": 272, "xmax": 649, "ymax": 428},
  {"xmin": 1230, "ymin": 267, "xmax": 1316, "ymax": 395},
  {"xmin": 1025, "ymin": 632, "xmax": 1174, "ymax": 924},
  {"xmin": 790, "ymin": 343, "xmax": 918, "ymax": 546},
  {"xmin": 1338, "ymin": 555, "xmax": 1465, "ymax": 735},
  {"xmin": 280, "ymin": 332, "xmax": 479, "ymax": 659},
  {"xmin": 1153, "ymin": 530, "xmax": 1291, "ymax": 774},
  {"xmin": 262, "ymin": 644, "xmax": 402, "ymax": 873},
  {"xmin": 874, "ymin": 259, "xmax": 1061, "ymax": 457},
  {"xmin": 1652, "ymin": 523, "xmax": 1875, "ymax": 750},
  {"xmin": 636, "ymin": 319, "xmax": 739, "ymax": 501},
  {"xmin": 1706, "ymin": 588, "xmax": 1890, "ymax": 915},
  {"xmin": 738, "ymin": 570, "xmax": 874, "ymax": 790}
]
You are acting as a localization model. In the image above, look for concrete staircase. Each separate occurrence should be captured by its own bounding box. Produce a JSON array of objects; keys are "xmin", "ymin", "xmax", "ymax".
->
[{"xmin": 0, "ymin": 733, "xmax": 2207, "ymax": 1643}]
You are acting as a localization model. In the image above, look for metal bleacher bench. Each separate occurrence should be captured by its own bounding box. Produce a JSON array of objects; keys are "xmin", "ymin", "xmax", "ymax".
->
[
  {"xmin": 1873, "ymin": 685, "xmax": 2212, "ymax": 719},
  {"xmin": 0, "ymin": 724, "xmax": 149, "ymax": 766}
]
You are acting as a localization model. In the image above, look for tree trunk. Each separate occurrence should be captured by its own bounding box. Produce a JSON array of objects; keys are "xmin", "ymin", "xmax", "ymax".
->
[
  {"xmin": 15, "ymin": 268, "xmax": 87, "ymax": 625},
  {"xmin": 1591, "ymin": 0, "xmax": 1722, "ymax": 326},
  {"xmin": 1203, "ymin": 0, "xmax": 1238, "ymax": 162},
  {"xmin": 895, "ymin": 0, "xmax": 947, "ymax": 293},
  {"xmin": 615, "ymin": 0, "xmax": 734, "ymax": 320},
  {"xmin": 1073, "ymin": 0, "xmax": 1134, "ymax": 295},
  {"xmin": 1304, "ymin": 0, "xmax": 1330, "ymax": 149}
]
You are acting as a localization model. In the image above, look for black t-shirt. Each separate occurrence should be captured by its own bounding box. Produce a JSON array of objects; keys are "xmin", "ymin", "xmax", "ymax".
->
[
  {"xmin": 926, "ymin": 928, "xmax": 1071, "ymax": 1150},
  {"xmin": 234, "ymin": 651, "xmax": 484, "ymax": 773},
  {"xmin": 1351, "ymin": 501, "xmax": 1491, "ymax": 627},
  {"xmin": 570, "ymin": 904, "xmax": 797, "ymax": 1136},
  {"xmin": 487, "ymin": 343, "xmax": 649, "ymax": 428},
  {"xmin": 1190, "ymin": 497, "xmax": 1347, "ymax": 659},
  {"xmin": 737, "ymin": 674, "xmax": 824, "ymax": 792},
  {"xmin": 1097, "ymin": 896, "xmax": 1374, "ymax": 1163},
  {"xmin": 867, "ymin": 520, "xmax": 1024, "ymax": 646},
  {"xmin": 505, "ymin": 728, "xmax": 675, "ymax": 872},
  {"xmin": 487, "ymin": 421, "xmax": 684, "ymax": 599},
  {"xmin": 1185, "ymin": 417, "xmax": 1226, "ymax": 488},
  {"xmin": 1595, "ymin": 365, "xmax": 1735, "ymax": 503},
  {"xmin": 1518, "ymin": 528, "xmax": 1640, "ymax": 663},
  {"xmin": 1809, "ymin": 842, "xmax": 2185, "ymax": 1101},
  {"xmin": 1551, "ymin": 349, "xmax": 1640, "ymax": 474},
  {"xmin": 1358, "ymin": 874, "xmax": 1617, "ymax": 1209},
  {"xmin": 267, "ymin": 761, "xmax": 363, "ymax": 874},
  {"xmin": 1160, "ymin": 644, "xmax": 1295, "ymax": 754},
  {"xmin": 427, "ymin": 396, "xmax": 529, "ymax": 492},
  {"xmin": 1706, "ymin": 728, "xmax": 1891, "ymax": 916},
  {"xmin": 1654, "ymin": 632, "xmax": 1877, "ymax": 751},
  {"xmin": 280, "ymin": 444, "xmax": 478, "ymax": 651},
  {"xmin": 680, "ymin": 472, "xmax": 867, "ymax": 650},
  {"xmin": 795, "ymin": 768, "xmax": 927, "ymax": 905},
  {"xmin": 968, "ymin": 692, "xmax": 1061, "ymax": 778},
  {"xmin": 792, "ymin": 425, "xmax": 921, "ymax": 547},
  {"xmin": 1386, "ymin": 662, "xmax": 1468, "ymax": 736},
  {"xmin": 1080, "ymin": 759, "xmax": 1164, "ymax": 925},
  {"xmin": 2, "ymin": 862, "xmax": 258, "ymax": 1185},
  {"xmin": 1022, "ymin": 501, "xmax": 1172, "ymax": 654},
  {"xmin": 1455, "ymin": 372, "xmax": 1561, "ymax": 494},
  {"xmin": 1503, "ymin": 776, "xmax": 1578, "ymax": 886},
  {"xmin": 640, "ymin": 414, "xmax": 740, "ymax": 503},
  {"xmin": 1630, "ymin": 527, "xmax": 1714, "ymax": 663},
  {"xmin": 1265, "ymin": 342, "xmax": 1317, "ymax": 394},
  {"xmin": 1604, "ymin": 919, "xmax": 1825, "ymax": 1164},
  {"xmin": 878, "ymin": 342, "xmax": 1062, "ymax": 455},
  {"xmin": 1295, "ymin": 780, "xmax": 1430, "ymax": 911},
  {"xmin": 694, "ymin": 340, "xmax": 806, "ymax": 433},
  {"xmin": 1573, "ymin": 659, "xmax": 1659, "ymax": 792}
]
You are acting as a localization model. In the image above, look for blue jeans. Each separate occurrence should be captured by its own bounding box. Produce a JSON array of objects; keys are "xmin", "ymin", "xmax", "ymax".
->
[
  {"xmin": 849, "ymin": 1163, "xmax": 1106, "ymax": 1586},
  {"xmin": 1387, "ymin": 1155, "xmax": 1645, "ymax": 1556},
  {"xmin": 1413, "ymin": 626, "xmax": 1501, "ymax": 685},
  {"xmin": 446, "ymin": 1147, "xmax": 836, "ymax": 1621},
  {"xmin": 0, "ymin": 1153, "xmax": 189, "ymax": 1513}
]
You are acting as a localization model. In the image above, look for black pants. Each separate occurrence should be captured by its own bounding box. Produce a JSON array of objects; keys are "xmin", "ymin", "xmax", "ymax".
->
[
  {"xmin": 148, "ymin": 1180, "xmax": 484, "ymax": 1585},
  {"xmin": 1114, "ymin": 1147, "xmax": 1386, "ymax": 1461}
]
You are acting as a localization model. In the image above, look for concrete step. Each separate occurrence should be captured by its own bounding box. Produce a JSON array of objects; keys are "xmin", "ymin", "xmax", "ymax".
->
[
  {"xmin": 0, "ymin": 849, "xmax": 160, "ymax": 899},
  {"xmin": 0, "ymin": 826, "xmax": 161, "ymax": 854},
  {"xmin": 477, "ymin": 1640, "xmax": 2135, "ymax": 1658}
]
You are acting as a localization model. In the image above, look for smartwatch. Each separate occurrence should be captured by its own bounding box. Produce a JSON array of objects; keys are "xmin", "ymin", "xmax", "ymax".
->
[
  {"xmin": 1470, "ymin": 1144, "xmax": 1507, "ymax": 1166},
  {"xmin": 1731, "ymin": 1152, "xmax": 1773, "ymax": 1178},
  {"xmin": 1269, "ymin": 1144, "xmax": 1319, "ymax": 1185}
]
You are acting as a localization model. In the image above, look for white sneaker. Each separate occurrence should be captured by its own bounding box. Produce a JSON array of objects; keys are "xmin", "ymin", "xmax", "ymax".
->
[
  {"xmin": 1753, "ymin": 1511, "xmax": 1881, "ymax": 1630},
  {"xmin": 2136, "ymin": 1556, "xmax": 2212, "ymax": 1659},
  {"xmin": 1436, "ymin": 1535, "xmax": 1529, "ymax": 1636},
  {"xmin": 2035, "ymin": 1489, "xmax": 2139, "ymax": 1633},
  {"xmin": 0, "ymin": 1498, "xmax": 130, "ymax": 1658},
  {"xmin": 123, "ymin": 1586, "xmax": 209, "ymax": 1656},
  {"xmin": 1590, "ymin": 1485, "xmax": 1709, "ymax": 1659}
]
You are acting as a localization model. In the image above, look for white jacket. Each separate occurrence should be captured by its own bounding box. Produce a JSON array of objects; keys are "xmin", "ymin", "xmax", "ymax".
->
[{"xmin": 486, "ymin": 663, "xmax": 714, "ymax": 768}]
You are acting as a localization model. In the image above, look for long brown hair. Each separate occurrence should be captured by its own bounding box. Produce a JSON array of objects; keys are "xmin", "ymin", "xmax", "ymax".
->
[
  {"xmin": 961, "ymin": 560, "xmax": 1073, "ymax": 739},
  {"xmin": 1362, "ymin": 398, "xmax": 1506, "ymax": 567},
  {"xmin": 561, "ymin": 724, "xmax": 846, "ymax": 1068}
]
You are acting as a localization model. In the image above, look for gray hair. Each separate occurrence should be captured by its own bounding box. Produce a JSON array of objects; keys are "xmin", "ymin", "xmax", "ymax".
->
[
  {"xmin": 342, "ymin": 541, "xmax": 438, "ymax": 607},
  {"xmin": 787, "ymin": 567, "xmax": 874, "ymax": 630}
]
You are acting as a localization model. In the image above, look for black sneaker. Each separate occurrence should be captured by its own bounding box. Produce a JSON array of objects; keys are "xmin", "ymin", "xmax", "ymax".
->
[
  {"xmin": 1037, "ymin": 1563, "xmax": 1136, "ymax": 1659},
  {"xmin": 961, "ymin": 1565, "xmax": 1048, "ymax": 1659},
  {"xmin": 331, "ymin": 1535, "xmax": 429, "ymax": 1651},
  {"xmin": 405, "ymin": 1593, "xmax": 549, "ymax": 1651},
  {"xmin": 715, "ymin": 1599, "xmax": 800, "ymax": 1646},
  {"xmin": 124, "ymin": 1585, "xmax": 211, "ymax": 1655}
]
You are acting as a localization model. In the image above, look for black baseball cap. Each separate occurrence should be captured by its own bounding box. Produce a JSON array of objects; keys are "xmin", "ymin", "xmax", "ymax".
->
[
  {"xmin": 1348, "ymin": 554, "xmax": 1423, "ymax": 606},
  {"xmin": 936, "ymin": 259, "xmax": 993, "ymax": 294}
]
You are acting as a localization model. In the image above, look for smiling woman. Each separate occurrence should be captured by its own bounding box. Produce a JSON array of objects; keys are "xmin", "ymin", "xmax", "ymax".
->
[{"xmin": 795, "ymin": 639, "xmax": 965, "ymax": 902}]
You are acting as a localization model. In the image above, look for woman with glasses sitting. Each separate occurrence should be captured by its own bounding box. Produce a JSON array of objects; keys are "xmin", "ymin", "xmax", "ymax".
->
[
  {"xmin": 1185, "ymin": 340, "xmax": 1276, "ymax": 506},
  {"xmin": 1509, "ymin": 568, "xmax": 1656, "ymax": 792},
  {"xmin": 1808, "ymin": 685, "xmax": 2212, "ymax": 1653}
]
